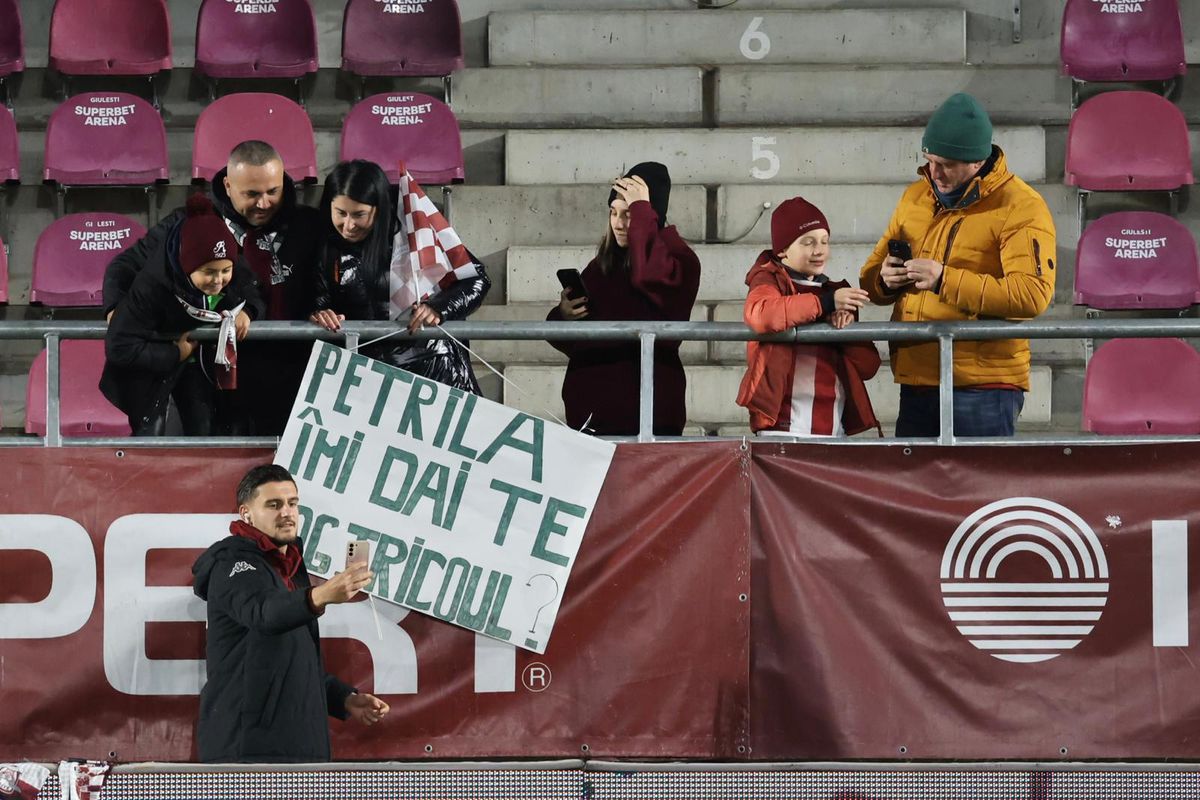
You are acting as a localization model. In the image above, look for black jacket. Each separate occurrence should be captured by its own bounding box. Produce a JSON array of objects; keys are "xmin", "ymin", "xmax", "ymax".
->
[
  {"xmin": 192, "ymin": 536, "xmax": 355, "ymax": 763},
  {"xmin": 312, "ymin": 233, "xmax": 492, "ymax": 394},
  {"xmin": 98, "ymin": 216, "xmax": 265, "ymax": 422},
  {"xmin": 104, "ymin": 170, "xmax": 322, "ymax": 321}
]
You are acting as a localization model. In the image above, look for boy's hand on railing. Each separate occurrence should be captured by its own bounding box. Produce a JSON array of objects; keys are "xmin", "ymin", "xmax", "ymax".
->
[
  {"xmin": 829, "ymin": 309, "xmax": 855, "ymax": 329},
  {"xmin": 176, "ymin": 332, "xmax": 196, "ymax": 362},
  {"xmin": 235, "ymin": 311, "xmax": 251, "ymax": 341}
]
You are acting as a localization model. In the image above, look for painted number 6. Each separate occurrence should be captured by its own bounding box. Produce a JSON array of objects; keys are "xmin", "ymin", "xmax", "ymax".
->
[
  {"xmin": 751, "ymin": 137, "xmax": 780, "ymax": 181},
  {"xmin": 739, "ymin": 17, "xmax": 770, "ymax": 61}
]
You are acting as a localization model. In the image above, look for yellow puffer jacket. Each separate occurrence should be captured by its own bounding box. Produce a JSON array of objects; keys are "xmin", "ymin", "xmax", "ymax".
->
[{"xmin": 859, "ymin": 147, "xmax": 1055, "ymax": 390}]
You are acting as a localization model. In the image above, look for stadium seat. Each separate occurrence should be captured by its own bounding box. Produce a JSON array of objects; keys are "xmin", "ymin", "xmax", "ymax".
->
[
  {"xmin": 1083, "ymin": 338, "xmax": 1200, "ymax": 435},
  {"xmin": 0, "ymin": 103, "xmax": 16, "ymax": 182},
  {"xmin": 194, "ymin": 0, "xmax": 318, "ymax": 80},
  {"xmin": 1065, "ymin": 91, "xmax": 1194, "ymax": 193},
  {"xmin": 192, "ymin": 93, "xmax": 317, "ymax": 182},
  {"xmin": 1061, "ymin": 0, "xmax": 1185, "ymax": 83},
  {"xmin": 43, "ymin": 93, "xmax": 169, "ymax": 185},
  {"xmin": 340, "ymin": 93, "xmax": 464, "ymax": 184},
  {"xmin": 25, "ymin": 340, "xmax": 131, "ymax": 437},
  {"xmin": 341, "ymin": 0, "xmax": 464, "ymax": 78},
  {"xmin": 31, "ymin": 213, "xmax": 146, "ymax": 307},
  {"xmin": 0, "ymin": 0, "xmax": 24, "ymax": 95},
  {"xmin": 1074, "ymin": 212, "xmax": 1200, "ymax": 310},
  {"xmin": 48, "ymin": 0, "xmax": 172, "ymax": 76}
]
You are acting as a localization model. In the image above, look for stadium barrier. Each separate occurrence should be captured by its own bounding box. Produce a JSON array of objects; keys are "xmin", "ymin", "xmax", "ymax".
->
[{"xmin": 2, "ymin": 317, "xmax": 1199, "ymax": 446}]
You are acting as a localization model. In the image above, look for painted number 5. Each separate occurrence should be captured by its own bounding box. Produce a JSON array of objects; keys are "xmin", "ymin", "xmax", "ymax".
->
[
  {"xmin": 751, "ymin": 137, "xmax": 780, "ymax": 181},
  {"xmin": 739, "ymin": 17, "xmax": 770, "ymax": 61}
]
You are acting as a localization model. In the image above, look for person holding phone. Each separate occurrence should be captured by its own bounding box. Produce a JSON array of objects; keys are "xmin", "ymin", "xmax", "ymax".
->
[
  {"xmin": 192, "ymin": 464, "xmax": 391, "ymax": 763},
  {"xmin": 546, "ymin": 161, "xmax": 701, "ymax": 435},
  {"xmin": 737, "ymin": 197, "xmax": 881, "ymax": 437},
  {"xmin": 859, "ymin": 93, "xmax": 1055, "ymax": 437},
  {"xmin": 308, "ymin": 160, "xmax": 490, "ymax": 393}
]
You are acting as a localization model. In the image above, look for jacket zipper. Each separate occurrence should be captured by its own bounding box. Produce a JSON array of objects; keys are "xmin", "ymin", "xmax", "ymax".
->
[
  {"xmin": 1032, "ymin": 237, "xmax": 1043, "ymax": 277},
  {"xmin": 942, "ymin": 219, "xmax": 963, "ymax": 266}
]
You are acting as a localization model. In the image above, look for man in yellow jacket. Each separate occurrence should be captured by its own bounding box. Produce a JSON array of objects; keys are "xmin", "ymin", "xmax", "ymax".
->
[{"xmin": 860, "ymin": 92, "xmax": 1055, "ymax": 437}]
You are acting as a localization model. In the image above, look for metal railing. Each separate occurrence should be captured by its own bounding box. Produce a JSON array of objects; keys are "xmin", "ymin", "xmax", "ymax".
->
[{"xmin": 4, "ymin": 316, "xmax": 1200, "ymax": 448}]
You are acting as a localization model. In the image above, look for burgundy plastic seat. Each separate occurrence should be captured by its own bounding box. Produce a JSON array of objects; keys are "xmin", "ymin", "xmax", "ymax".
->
[
  {"xmin": 1084, "ymin": 338, "xmax": 1200, "ymax": 435},
  {"xmin": 49, "ymin": 0, "xmax": 171, "ymax": 76},
  {"xmin": 1075, "ymin": 212, "xmax": 1200, "ymax": 310},
  {"xmin": 44, "ymin": 93, "xmax": 168, "ymax": 185},
  {"xmin": 340, "ymin": 93, "xmax": 464, "ymax": 184},
  {"xmin": 31, "ymin": 213, "xmax": 146, "ymax": 307},
  {"xmin": 192, "ymin": 92, "xmax": 317, "ymax": 182},
  {"xmin": 1065, "ymin": 91, "xmax": 1194, "ymax": 192},
  {"xmin": 341, "ymin": 0, "xmax": 464, "ymax": 77},
  {"xmin": 1061, "ymin": 0, "xmax": 1185, "ymax": 83},
  {"xmin": 0, "ymin": 103, "xmax": 16, "ymax": 182},
  {"xmin": 195, "ymin": 0, "xmax": 318, "ymax": 79},
  {"xmin": 25, "ymin": 340, "xmax": 131, "ymax": 437},
  {"xmin": 0, "ymin": 0, "xmax": 24, "ymax": 78}
]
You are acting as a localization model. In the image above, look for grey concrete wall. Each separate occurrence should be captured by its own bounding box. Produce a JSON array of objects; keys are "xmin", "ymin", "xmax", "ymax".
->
[
  {"xmin": 489, "ymin": 9, "xmax": 966, "ymax": 66},
  {"xmin": 506, "ymin": 126, "xmax": 1047, "ymax": 185}
]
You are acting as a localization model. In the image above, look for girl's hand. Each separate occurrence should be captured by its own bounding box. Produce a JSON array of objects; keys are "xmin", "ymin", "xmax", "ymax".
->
[
  {"xmin": 557, "ymin": 288, "xmax": 589, "ymax": 320},
  {"xmin": 309, "ymin": 309, "xmax": 345, "ymax": 331},
  {"xmin": 612, "ymin": 175, "xmax": 651, "ymax": 205},
  {"xmin": 407, "ymin": 303, "xmax": 442, "ymax": 333}
]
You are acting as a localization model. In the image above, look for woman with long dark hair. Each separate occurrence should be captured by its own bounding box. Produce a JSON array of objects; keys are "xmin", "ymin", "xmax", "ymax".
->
[
  {"xmin": 546, "ymin": 161, "xmax": 701, "ymax": 436},
  {"xmin": 309, "ymin": 160, "xmax": 490, "ymax": 393}
]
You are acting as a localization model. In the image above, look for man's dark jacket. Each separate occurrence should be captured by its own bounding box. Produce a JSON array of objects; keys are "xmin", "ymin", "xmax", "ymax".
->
[
  {"xmin": 104, "ymin": 170, "xmax": 324, "ymax": 434},
  {"xmin": 103, "ymin": 169, "xmax": 321, "ymax": 319},
  {"xmin": 192, "ymin": 535, "xmax": 355, "ymax": 763}
]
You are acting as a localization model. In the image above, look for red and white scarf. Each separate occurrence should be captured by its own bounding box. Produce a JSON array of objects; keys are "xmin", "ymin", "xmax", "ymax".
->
[
  {"xmin": 175, "ymin": 297, "xmax": 244, "ymax": 390},
  {"xmin": 388, "ymin": 164, "xmax": 480, "ymax": 320}
]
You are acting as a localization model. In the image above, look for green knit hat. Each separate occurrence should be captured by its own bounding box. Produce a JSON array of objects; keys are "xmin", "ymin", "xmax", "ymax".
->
[{"xmin": 921, "ymin": 93, "xmax": 993, "ymax": 162}]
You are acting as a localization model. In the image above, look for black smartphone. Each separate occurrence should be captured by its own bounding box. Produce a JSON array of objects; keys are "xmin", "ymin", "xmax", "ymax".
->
[
  {"xmin": 887, "ymin": 239, "xmax": 913, "ymax": 263},
  {"xmin": 556, "ymin": 268, "xmax": 588, "ymax": 301}
]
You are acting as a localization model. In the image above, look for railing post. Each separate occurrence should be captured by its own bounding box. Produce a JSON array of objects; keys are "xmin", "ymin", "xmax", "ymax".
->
[
  {"xmin": 344, "ymin": 332, "xmax": 360, "ymax": 354},
  {"xmin": 45, "ymin": 333, "xmax": 62, "ymax": 448},
  {"xmin": 638, "ymin": 332, "xmax": 656, "ymax": 443},
  {"xmin": 938, "ymin": 334, "xmax": 954, "ymax": 446}
]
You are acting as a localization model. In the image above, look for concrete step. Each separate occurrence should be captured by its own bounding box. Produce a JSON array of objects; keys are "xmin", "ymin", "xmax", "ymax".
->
[
  {"xmin": 454, "ymin": 67, "xmax": 704, "ymax": 127},
  {"xmin": 717, "ymin": 65, "xmax": 1072, "ymax": 126},
  {"xmin": 506, "ymin": 243, "xmax": 873, "ymax": 304},
  {"xmin": 505, "ymin": 126, "xmax": 1046, "ymax": 185},
  {"xmin": 501, "ymin": 363, "xmax": 1053, "ymax": 431},
  {"xmin": 488, "ymin": 9, "xmax": 966, "ymax": 66},
  {"xmin": 471, "ymin": 302, "xmax": 709, "ymax": 365}
]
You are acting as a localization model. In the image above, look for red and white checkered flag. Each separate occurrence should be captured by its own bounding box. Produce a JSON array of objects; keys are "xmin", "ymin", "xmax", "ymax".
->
[
  {"xmin": 56, "ymin": 761, "xmax": 108, "ymax": 800},
  {"xmin": 389, "ymin": 163, "xmax": 480, "ymax": 320},
  {"xmin": 0, "ymin": 763, "xmax": 49, "ymax": 799}
]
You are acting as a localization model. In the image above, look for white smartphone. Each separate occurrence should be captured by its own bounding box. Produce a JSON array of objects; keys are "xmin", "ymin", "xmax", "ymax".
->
[{"xmin": 345, "ymin": 539, "xmax": 371, "ymax": 571}]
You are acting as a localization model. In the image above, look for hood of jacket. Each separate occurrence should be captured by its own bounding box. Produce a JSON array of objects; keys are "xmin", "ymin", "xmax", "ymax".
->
[
  {"xmin": 916, "ymin": 145, "xmax": 1013, "ymax": 213},
  {"xmin": 193, "ymin": 535, "xmax": 267, "ymax": 601},
  {"xmin": 210, "ymin": 166, "xmax": 301, "ymax": 235},
  {"xmin": 745, "ymin": 249, "xmax": 843, "ymax": 294}
]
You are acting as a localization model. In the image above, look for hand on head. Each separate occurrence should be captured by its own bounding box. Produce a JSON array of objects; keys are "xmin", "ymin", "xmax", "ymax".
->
[{"xmin": 611, "ymin": 174, "xmax": 651, "ymax": 205}]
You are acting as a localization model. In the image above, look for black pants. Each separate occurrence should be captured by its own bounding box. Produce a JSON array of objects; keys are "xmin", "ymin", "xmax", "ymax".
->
[{"xmin": 132, "ymin": 360, "xmax": 246, "ymax": 437}]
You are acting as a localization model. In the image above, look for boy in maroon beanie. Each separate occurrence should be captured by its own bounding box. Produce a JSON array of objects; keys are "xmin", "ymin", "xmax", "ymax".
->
[
  {"xmin": 736, "ymin": 197, "xmax": 881, "ymax": 437},
  {"xmin": 101, "ymin": 195, "xmax": 265, "ymax": 436}
]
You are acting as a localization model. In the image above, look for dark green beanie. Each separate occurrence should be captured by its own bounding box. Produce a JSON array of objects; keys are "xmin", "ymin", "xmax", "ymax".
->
[{"xmin": 922, "ymin": 93, "xmax": 993, "ymax": 162}]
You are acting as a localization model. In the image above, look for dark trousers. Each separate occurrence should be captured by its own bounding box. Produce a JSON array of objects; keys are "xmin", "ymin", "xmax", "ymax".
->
[
  {"xmin": 895, "ymin": 385, "xmax": 1025, "ymax": 438},
  {"xmin": 132, "ymin": 360, "xmax": 246, "ymax": 436}
]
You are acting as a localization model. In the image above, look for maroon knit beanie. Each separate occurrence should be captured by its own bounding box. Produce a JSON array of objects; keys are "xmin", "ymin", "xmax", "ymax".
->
[
  {"xmin": 180, "ymin": 194, "xmax": 238, "ymax": 274},
  {"xmin": 771, "ymin": 197, "xmax": 830, "ymax": 255}
]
